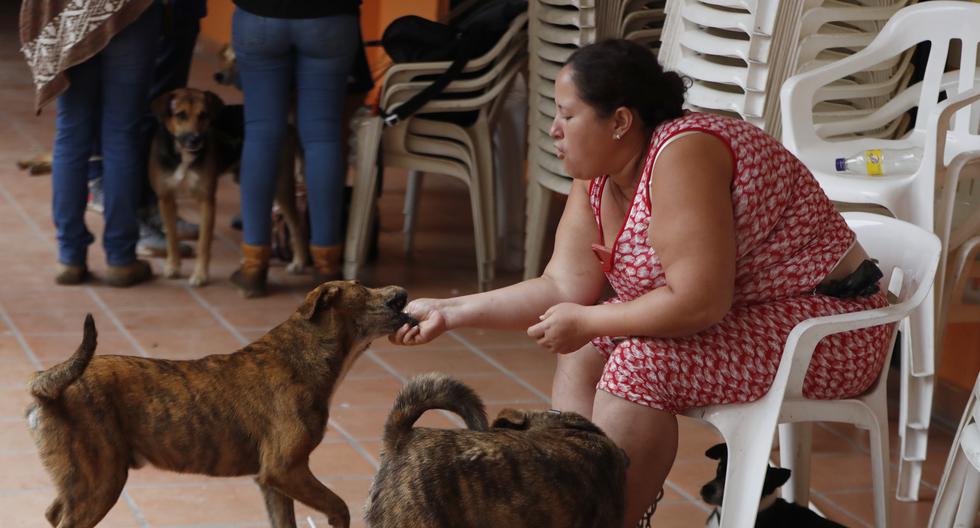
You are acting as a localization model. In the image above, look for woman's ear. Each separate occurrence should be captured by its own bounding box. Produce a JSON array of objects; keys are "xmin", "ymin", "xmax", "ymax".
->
[{"xmin": 612, "ymin": 106, "xmax": 634, "ymax": 140}]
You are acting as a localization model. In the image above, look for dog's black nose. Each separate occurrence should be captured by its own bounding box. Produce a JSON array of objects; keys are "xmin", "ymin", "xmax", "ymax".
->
[
  {"xmin": 214, "ymin": 71, "xmax": 226, "ymax": 84},
  {"xmin": 387, "ymin": 291, "xmax": 407, "ymax": 312}
]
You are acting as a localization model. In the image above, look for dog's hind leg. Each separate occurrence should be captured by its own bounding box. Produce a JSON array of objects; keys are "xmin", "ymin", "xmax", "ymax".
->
[
  {"xmin": 258, "ymin": 481, "xmax": 298, "ymax": 528},
  {"xmin": 258, "ymin": 466, "xmax": 349, "ymax": 528}
]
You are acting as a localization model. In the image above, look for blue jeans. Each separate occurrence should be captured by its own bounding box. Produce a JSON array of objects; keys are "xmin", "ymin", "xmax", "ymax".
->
[
  {"xmin": 52, "ymin": 3, "xmax": 162, "ymax": 266},
  {"xmin": 232, "ymin": 9, "xmax": 358, "ymax": 247}
]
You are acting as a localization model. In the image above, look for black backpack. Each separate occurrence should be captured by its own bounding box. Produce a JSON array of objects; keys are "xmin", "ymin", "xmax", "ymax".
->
[{"xmin": 370, "ymin": 0, "xmax": 526, "ymax": 126}]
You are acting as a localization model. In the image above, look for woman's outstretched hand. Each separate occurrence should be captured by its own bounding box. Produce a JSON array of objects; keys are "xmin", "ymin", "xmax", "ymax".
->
[
  {"xmin": 389, "ymin": 298, "xmax": 447, "ymax": 346},
  {"xmin": 527, "ymin": 303, "xmax": 591, "ymax": 355}
]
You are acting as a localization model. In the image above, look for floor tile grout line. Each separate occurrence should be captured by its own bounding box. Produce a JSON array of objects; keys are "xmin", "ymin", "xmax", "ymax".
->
[
  {"xmin": 0, "ymin": 165, "xmax": 56, "ymax": 250},
  {"xmin": 448, "ymin": 330, "xmax": 552, "ymax": 403},
  {"xmin": 121, "ymin": 489, "xmax": 151, "ymax": 528},
  {"xmin": 814, "ymin": 421, "xmax": 940, "ymax": 490},
  {"xmin": 186, "ymin": 286, "xmax": 251, "ymax": 345},
  {"xmin": 85, "ymin": 288, "xmax": 151, "ymax": 358},
  {"xmin": 810, "ymin": 488, "xmax": 873, "ymax": 528},
  {"xmin": 365, "ymin": 348, "xmax": 467, "ymax": 428},
  {"xmin": 0, "ymin": 302, "xmax": 43, "ymax": 371},
  {"xmin": 661, "ymin": 479, "xmax": 714, "ymax": 515},
  {"xmin": 328, "ymin": 418, "xmax": 379, "ymax": 471}
]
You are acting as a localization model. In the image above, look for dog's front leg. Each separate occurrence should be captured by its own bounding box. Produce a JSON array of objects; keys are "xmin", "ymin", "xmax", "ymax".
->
[
  {"xmin": 257, "ymin": 481, "xmax": 298, "ymax": 528},
  {"xmin": 158, "ymin": 194, "xmax": 182, "ymax": 278},
  {"xmin": 258, "ymin": 466, "xmax": 349, "ymax": 528},
  {"xmin": 189, "ymin": 184, "xmax": 216, "ymax": 287}
]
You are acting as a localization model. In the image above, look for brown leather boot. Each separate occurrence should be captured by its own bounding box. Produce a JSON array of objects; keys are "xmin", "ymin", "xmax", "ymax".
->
[
  {"xmin": 55, "ymin": 263, "xmax": 89, "ymax": 286},
  {"xmin": 311, "ymin": 245, "xmax": 343, "ymax": 284},
  {"xmin": 105, "ymin": 259, "xmax": 154, "ymax": 288},
  {"xmin": 231, "ymin": 243, "xmax": 271, "ymax": 298}
]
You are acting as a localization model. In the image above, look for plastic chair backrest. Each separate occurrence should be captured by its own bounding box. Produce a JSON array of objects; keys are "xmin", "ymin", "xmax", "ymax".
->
[{"xmin": 783, "ymin": 1, "xmax": 980, "ymax": 150}]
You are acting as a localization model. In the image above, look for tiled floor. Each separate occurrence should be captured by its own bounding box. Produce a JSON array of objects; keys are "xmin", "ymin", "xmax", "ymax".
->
[{"xmin": 0, "ymin": 6, "xmax": 973, "ymax": 528}]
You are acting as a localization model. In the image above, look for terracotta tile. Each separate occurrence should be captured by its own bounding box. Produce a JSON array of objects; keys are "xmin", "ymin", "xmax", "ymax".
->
[
  {"xmin": 309, "ymin": 441, "xmax": 377, "ymax": 478},
  {"xmin": 649, "ymin": 498, "xmax": 714, "ymax": 527},
  {"xmin": 6, "ymin": 308, "xmax": 97, "ymax": 335},
  {"xmin": 0, "ymin": 419, "xmax": 36, "ymax": 454},
  {"xmin": 482, "ymin": 346, "xmax": 557, "ymax": 371},
  {"xmin": 23, "ymin": 331, "xmax": 137, "ymax": 366},
  {"xmin": 133, "ymin": 328, "xmax": 244, "ymax": 360},
  {"xmin": 0, "ymin": 489, "xmax": 141, "ymax": 527},
  {"xmin": 332, "ymin": 376, "xmax": 404, "ymax": 408},
  {"xmin": 111, "ymin": 305, "xmax": 224, "ymax": 332},
  {"xmin": 0, "ymin": 387, "xmax": 34, "ymax": 419},
  {"xmin": 329, "ymin": 406, "xmax": 390, "ymax": 441},
  {"xmin": 0, "ymin": 452, "xmax": 50, "ymax": 490},
  {"xmin": 126, "ymin": 481, "xmax": 269, "ymax": 525},
  {"xmin": 370, "ymin": 345, "xmax": 500, "ymax": 376}
]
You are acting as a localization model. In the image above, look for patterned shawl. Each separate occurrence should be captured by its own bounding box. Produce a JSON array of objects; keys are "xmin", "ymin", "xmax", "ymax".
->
[{"xmin": 19, "ymin": 0, "xmax": 153, "ymax": 114}]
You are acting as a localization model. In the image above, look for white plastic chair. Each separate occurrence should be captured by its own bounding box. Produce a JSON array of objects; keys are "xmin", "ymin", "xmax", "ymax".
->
[
  {"xmin": 780, "ymin": 1, "xmax": 980, "ymax": 500},
  {"xmin": 343, "ymin": 13, "xmax": 528, "ymax": 292},
  {"xmin": 684, "ymin": 212, "xmax": 941, "ymax": 528},
  {"xmin": 929, "ymin": 373, "xmax": 980, "ymax": 528}
]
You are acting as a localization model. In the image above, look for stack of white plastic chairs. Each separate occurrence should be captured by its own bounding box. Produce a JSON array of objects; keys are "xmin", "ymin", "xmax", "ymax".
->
[
  {"xmin": 658, "ymin": 0, "xmax": 917, "ymax": 139},
  {"xmin": 525, "ymin": 0, "xmax": 668, "ymax": 279}
]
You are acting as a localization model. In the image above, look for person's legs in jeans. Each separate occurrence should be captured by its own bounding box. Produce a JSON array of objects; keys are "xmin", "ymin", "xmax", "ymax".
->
[
  {"xmin": 231, "ymin": 10, "xmax": 292, "ymax": 296},
  {"xmin": 99, "ymin": 3, "xmax": 161, "ymax": 272},
  {"xmin": 292, "ymin": 15, "xmax": 358, "ymax": 280},
  {"xmin": 52, "ymin": 57, "xmax": 101, "ymax": 277}
]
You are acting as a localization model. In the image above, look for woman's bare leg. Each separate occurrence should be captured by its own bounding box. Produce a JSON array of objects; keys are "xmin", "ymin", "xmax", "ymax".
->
[
  {"xmin": 551, "ymin": 343, "xmax": 606, "ymax": 418},
  {"xmin": 592, "ymin": 390, "xmax": 678, "ymax": 528}
]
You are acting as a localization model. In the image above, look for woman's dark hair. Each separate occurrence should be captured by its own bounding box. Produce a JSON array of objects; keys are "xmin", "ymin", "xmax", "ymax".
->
[{"xmin": 566, "ymin": 39, "xmax": 687, "ymax": 130}]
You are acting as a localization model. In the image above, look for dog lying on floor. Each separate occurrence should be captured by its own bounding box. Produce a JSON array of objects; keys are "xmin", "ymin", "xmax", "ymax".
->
[
  {"xmin": 26, "ymin": 280, "xmax": 415, "ymax": 528},
  {"xmin": 701, "ymin": 443, "xmax": 847, "ymax": 528},
  {"xmin": 365, "ymin": 373, "xmax": 629, "ymax": 528},
  {"xmin": 148, "ymin": 87, "xmax": 309, "ymax": 287}
]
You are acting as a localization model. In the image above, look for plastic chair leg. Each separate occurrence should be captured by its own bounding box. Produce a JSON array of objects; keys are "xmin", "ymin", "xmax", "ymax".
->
[
  {"xmin": 778, "ymin": 422, "xmax": 813, "ymax": 507},
  {"xmin": 522, "ymin": 176, "xmax": 552, "ymax": 281},
  {"xmin": 718, "ymin": 429, "xmax": 778, "ymax": 528},
  {"xmin": 343, "ymin": 116, "xmax": 384, "ymax": 280},
  {"xmin": 931, "ymin": 450, "xmax": 970, "ymax": 527},
  {"xmin": 868, "ymin": 399, "xmax": 892, "ymax": 528},
  {"xmin": 402, "ymin": 170, "xmax": 423, "ymax": 255}
]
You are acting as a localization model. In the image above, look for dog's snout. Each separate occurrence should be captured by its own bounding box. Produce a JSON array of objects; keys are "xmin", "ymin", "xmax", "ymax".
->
[
  {"xmin": 700, "ymin": 481, "xmax": 723, "ymax": 506},
  {"xmin": 213, "ymin": 71, "xmax": 226, "ymax": 84},
  {"xmin": 387, "ymin": 290, "xmax": 407, "ymax": 312},
  {"xmin": 180, "ymin": 133, "xmax": 204, "ymax": 151}
]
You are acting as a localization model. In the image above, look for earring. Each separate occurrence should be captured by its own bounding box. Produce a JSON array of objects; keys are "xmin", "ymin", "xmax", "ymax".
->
[{"xmin": 614, "ymin": 132, "xmax": 622, "ymax": 140}]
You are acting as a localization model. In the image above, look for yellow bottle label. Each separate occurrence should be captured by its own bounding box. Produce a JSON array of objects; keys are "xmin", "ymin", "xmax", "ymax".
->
[{"xmin": 864, "ymin": 149, "xmax": 883, "ymax": 176}]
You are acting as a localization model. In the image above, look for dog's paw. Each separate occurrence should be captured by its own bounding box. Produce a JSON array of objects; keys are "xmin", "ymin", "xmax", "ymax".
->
[
  {"xmin": 164, "ymin": 262, "xmax": 181, "ymax": 279},
  {"xmin": 286, "ymin": 260, "xmax": 305, "ymax": 275},
  {"xmin": 188, "ymin": 271, "xmax": 208, "ymax": 287}
]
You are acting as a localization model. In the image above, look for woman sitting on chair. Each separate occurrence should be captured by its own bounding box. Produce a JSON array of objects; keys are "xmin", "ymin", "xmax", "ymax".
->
[{"xmin": 388, "ymin": 39, "xmax": 891, "ymax": 527}]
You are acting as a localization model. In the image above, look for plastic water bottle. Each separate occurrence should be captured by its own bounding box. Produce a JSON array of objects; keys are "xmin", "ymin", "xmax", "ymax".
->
[{"xmin": 834, "ymin": 147, "xmax": 923, "ymax": 176}]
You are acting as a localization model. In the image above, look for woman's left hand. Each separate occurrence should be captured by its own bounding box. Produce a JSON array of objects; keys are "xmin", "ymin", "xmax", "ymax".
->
[{"xmin": 527, "ymin": 303, "xmax": 592, "ymax": 354}]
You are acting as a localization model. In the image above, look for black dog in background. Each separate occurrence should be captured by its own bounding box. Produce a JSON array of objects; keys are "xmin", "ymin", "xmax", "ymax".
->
[{"xmin": 701, "ymin": 443, "xmax": 848, "ymax": 527}]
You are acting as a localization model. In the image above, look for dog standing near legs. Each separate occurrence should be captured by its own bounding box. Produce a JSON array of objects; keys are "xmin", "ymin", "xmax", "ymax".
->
[
  {"xmin": 149, "ymin": 88, "xmax": 309, "ymax": 287},
  {"xmin": 365, "ymin": 373, "xmax": 629, "ymax": 528},
  {"xmin": 26, "ymin": 281, "xmax": 415, "ymax": 528}
]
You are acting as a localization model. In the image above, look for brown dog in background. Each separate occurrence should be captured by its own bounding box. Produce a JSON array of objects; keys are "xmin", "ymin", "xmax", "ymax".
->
[
  {"xmin": 26, "ymin": 280, "xmax": 415, "ymax": 528},
  {"xmin": 365, "ymin": 373, "xmax": 629, "ymax": 528},
  {"xmin": 149, "ymin": 88, "xmax": 309, "ymax": 287}
]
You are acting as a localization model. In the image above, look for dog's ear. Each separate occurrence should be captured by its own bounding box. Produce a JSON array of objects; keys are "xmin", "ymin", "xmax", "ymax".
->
[
  {"xmin": 151, "ymin": 92, "xmax": 174, "ymax": 123},
  {"xmin": 762, "ymin": 467, "xmax": 792, "ymax": 496},
  {"xmin": 491, "ymin": 408, "xmax": 529, "ymax": 430},
  {"xmin": 705, "ymin": 443, "xmax": 727, "ymax": 460},
  {"xmin": 298, "ymin": 284, "xmax": 342, "ymax": 320},
  {"xmin": 203, "ymin": 91, "xmax": 225, "ymax": 116}
]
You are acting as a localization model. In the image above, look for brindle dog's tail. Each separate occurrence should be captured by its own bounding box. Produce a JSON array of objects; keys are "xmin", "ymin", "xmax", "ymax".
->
[
  {"xmin": 384, "ymin": 373, "xmax": 489, "ymax": 452},
  {"xmin": 28, "ymin": 314, "xmax": 97, "ymax": 400}
]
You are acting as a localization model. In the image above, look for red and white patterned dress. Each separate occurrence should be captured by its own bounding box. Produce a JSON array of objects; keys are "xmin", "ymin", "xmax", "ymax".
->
[{"xmin": 589, "ymin": 113, "xmax": 891, "ymax": 413}]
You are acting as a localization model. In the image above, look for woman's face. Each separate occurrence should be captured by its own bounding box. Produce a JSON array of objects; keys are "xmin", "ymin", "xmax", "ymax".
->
[{"xmin": 550, "ymin": 66, "xmax": 618, "ymax": 180}]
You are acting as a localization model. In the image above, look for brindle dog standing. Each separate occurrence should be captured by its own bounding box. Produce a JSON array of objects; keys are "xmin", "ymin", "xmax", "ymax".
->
[
  {"xmin": 26, "ymin": 281, "xmax": 415, "ymax": 528},
  {"xmin": 365, "ymin": 373, "xmax": 629, "ymax": 528},
  {"xmin": 149, "ymin": 88, "xmax": 309, "ymax": 287}
]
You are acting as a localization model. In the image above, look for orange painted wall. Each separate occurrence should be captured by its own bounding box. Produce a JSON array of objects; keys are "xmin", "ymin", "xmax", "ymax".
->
[{"xmin": 940, "ymin": 323, "xmax": 980, "ymax": 391}]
